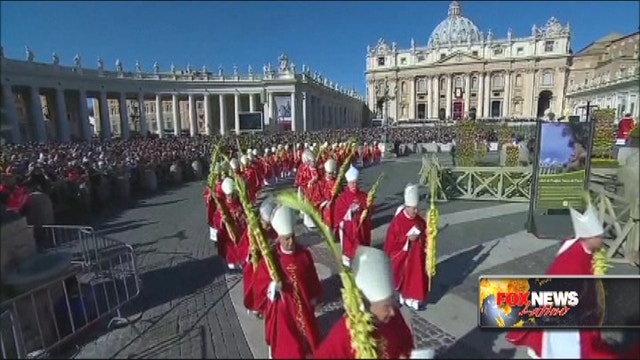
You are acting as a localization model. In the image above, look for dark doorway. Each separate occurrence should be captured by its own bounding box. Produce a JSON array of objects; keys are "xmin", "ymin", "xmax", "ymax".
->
[
  {"xmin": 453, "ymin": 101, "xmax": 463, "ymax": 120},
  {"xmin": 417, "ymin": 104, "xmax": 427, "ymax": 119},
  {"xmin": 490, "ymin": 100, "xmax": 502, "ymax": 118},
  {"xmin": 537, "ymin": 90, "xmax": 553, "ymax": 118},
  {"xmin": 438, "ymin": 108, "xmax": 446, "ymax": 121}
]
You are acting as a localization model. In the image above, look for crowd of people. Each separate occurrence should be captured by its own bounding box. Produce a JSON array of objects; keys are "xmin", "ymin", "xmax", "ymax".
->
[
  {"xmin": 203, "ymin": 140, "xmax": 639, "ymax": 359},
  {"xmin": 204, "ymin": 142, "xmax": 425, "ymax": 358},
  {"xmin": 0, "ymin": 124, "xmax": 537, "ymax": 215}
]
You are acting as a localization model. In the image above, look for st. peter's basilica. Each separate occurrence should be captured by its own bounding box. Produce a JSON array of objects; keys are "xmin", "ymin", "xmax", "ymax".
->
[{"xmin": 365, "ymin": 1, "xmax": 572, "ymax": 122}]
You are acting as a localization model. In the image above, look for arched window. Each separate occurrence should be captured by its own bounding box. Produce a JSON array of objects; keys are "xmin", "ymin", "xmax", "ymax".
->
[
  {"xmin": 416, "ymin": 78, "xmax": 427, "ymax": 94},
  {"xmin": 515, "ymin": 74, "xmax": 523, "ymax": 87},
  {"xmin": 440, "ymin": 77, "xmax": 446, "ymax": 89},
  {"xmin": 492, "ymin": 74, "xmax": 504, "ymax": 89},
  {"xmin": 514, "ymin": 101, "xmax": 522, "ymax": 115},
  {"xmin": 454, "ymin": 76, "xmax": 464, "ymax": 88},
  {"xmin": 542, "ymin": 71, "xmax": 554, "ymax": 86},
  {"xmin": 471, "ymin": 76, "xmax": 478, "ymax": 90},
  {"xmin": 401, "ymin": 81, "xmax": 408, "ymax": 94}
]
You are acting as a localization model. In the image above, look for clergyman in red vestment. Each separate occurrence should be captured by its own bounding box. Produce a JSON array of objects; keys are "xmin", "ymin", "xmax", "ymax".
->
[
  {"xmin": 507, "ymin": 204, "xmax": 632, "ymax": 359},
  {"xmin": 319, "ymin": 159, "xmax": 338, "ymax": 230},
  {"xmin": 213, "ymin": 177, "xmax": 246, "ymax": 271},
  {"xmin": 253, "ymin": 205, "xmax": 323, "ymax": 359},
  {"xmin": 314, "ymin": 246, "xmax": 436, "ymax": 359},
  {"xmin": 333, "ymin": 166, "xmax": 372, "ymax": 267},
  {"xmin": 383, "ymin": 183, "xmax": 428, "ymax": 311},
  {"xmin": 242, "ymin": 197, "xmax": 278, "ymax": 318}
]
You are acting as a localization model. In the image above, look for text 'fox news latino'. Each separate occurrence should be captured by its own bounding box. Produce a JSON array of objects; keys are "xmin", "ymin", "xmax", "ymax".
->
[{"xmin": 478, "ymin": 276, "xmax": 640, "ymax": 329}]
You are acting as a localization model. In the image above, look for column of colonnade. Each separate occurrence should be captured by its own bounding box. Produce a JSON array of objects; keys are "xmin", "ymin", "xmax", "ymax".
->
[
  {"xmin": 1, "ymin": 85, "xmax": 285, "ymax": 143},
  {"xmin": 145, "ymin": 92, "xmax": 266, "ymax": 137}
]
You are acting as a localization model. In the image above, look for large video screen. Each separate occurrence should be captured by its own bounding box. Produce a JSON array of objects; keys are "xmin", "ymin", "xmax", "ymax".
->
[{"xmin": 239, "ymin": 112, "xmax": 263, "ymax": 131}]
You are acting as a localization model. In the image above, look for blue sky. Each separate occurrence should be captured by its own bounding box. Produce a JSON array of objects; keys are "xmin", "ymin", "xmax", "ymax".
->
[
  {"xmin": 2, "ymin": 1, "xmax": 638, "ymax": 95},
  {"xmin": 540, "ymin": 123, "xmax": 574, "ymax": 163}
]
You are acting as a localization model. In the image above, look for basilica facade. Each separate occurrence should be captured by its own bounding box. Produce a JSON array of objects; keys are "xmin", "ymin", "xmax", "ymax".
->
[{"xmin": 365, "ymin": 1, "xmax": 572, "ymax": 122}]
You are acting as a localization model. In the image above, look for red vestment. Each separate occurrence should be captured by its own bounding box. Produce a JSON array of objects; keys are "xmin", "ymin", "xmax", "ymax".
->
[
  {"xmin": 269, "ymin": 154, "xmax": 280, "ymax": 177},
  {"xmin": 507, "ymin": 239, "xmax": 624, "ymax": 359},
  {"xmin": 295, "ymin": 149, "xmax": 304, "ymax": 169},
  {"xmin": 333, "ymin": 187, "xmax": 372, "ymax": 260},
  {"xmin": 303, "ymin": 167, "xmax": 323, "ymax": 206},
  {"xmin": 383, "ymin": 207, "xmax": 428, "ymax": 302},
  {"xmin": 617, "ymin": 117, "xmax": 635, "ymax": 141},
  {"xmin": 319, "ymin": 177, "xmax": 338, "ymax": 228},
  {"xmin": 243, "ymin": 168, "xmax": 259, "ymax": 202},
  {"xmin": 242, "ymin": 227, "xmax": 278, "ymax": 312},
  {"xmin": 249, "ymin": 163, "xmax": 263, "ymax": 192},
  {"xmin": 373, "ymin": 146, "xmax": 382, "ymax": 162},
  {"xmin": 281, "ymin": 152, "xmax": 293, "ymax": 173},
  {"xmin": 362, "ymin": 147, "xmax": 371, "ymax": 165},
  {"xmin": 295, "ymin": 164, "xmax": 310, "ymax": 188},
  {"xmin": 204, "ymin": 182, "xmax": 224, "ymax": 227},
  {"xmin": 2, "ymin": 185, "xmax": 30, "ymax": 212},
  {"xmin": 213, "ymin": 197, "xmax": 247, "ymax": 265},
  {"xmin": 254, "ymin": 244, "xmax": 323, "ymax": 358},
  {"xmin": 313, "ymin": 310, "xmax": 414, "ymax": 359},
  {"xmin": 261, "ymin": 157, "xmax": 274, "ymax": 180}
]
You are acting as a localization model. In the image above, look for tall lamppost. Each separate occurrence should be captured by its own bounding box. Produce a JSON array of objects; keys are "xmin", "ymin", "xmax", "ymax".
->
[{"xmin": 380, "ymin": 76, "xmax": 396, "ymax": 144}]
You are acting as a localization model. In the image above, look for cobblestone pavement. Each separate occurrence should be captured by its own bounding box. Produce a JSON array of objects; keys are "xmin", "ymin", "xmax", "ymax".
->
[{"xmin": 71, "ymin": 182, "xmax": 252, "ymax": 359}]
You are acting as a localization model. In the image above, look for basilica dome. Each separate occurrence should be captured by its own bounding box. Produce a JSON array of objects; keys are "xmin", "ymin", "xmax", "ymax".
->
[{"xmin": 428, "ymin": 1, "xmax": 483, "ymax": 47}]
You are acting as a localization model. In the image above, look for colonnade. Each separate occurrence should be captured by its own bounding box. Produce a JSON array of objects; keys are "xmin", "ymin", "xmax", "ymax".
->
[{"xmin": 1, "ymin": 83, "xmax": 363, "ymax": 143}]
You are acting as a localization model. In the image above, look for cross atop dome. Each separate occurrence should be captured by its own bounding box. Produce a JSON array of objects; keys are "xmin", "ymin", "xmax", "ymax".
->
[{"xmin": 448, "ymin": 1, "xmax": 462, "ymax": 17}]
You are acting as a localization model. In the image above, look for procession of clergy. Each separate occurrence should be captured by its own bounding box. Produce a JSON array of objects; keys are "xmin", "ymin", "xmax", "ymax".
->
[{"xmin": 202, "ymin": 141, "xmax": 635, "ymax": 359}]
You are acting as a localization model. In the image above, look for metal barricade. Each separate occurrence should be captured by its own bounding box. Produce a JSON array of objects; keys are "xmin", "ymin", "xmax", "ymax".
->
[{"xmin": 1, "ymin": 226, "xmax": 141, "ymax": 359}]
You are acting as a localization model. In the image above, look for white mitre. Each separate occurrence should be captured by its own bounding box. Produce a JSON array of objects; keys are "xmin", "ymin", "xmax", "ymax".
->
[
  {"xmin": 324, "ymin": 159, "xmax": 337, "ymax": 173},
  {"xmin": 229, "ymin": 158, "xmax": 240, "ymax": 170},
  {"xmin": 569, "ymin": 204, "xmax": 604, "ymax": 238},
  {"xmin": 404, "ymin": 183, "xmax": 420, "ymax": 207},
  {"xmin": 271, "ymin": 205, "xmax": 295, "ymax": 236},
  {"xmin": 221, "ymin": 177, "xmax": 234, "ymax": 195},
  {"xmin": 345, "ymin": 166, "xmax": 359, "ymax": 182},
  {"xmin": 240, "ymin": 155, "xmax": 249, "ymax": 166},
  {"xmin": 352, "ymin": 246, "xmax": 394, "ymax": 302},
  {"xmin": 410, "ymin": 348, "xmax": 436, "ymax": 359},
  {"xmin": 259, "ymin": 198, "xmax": 276, "ymax": 222}
]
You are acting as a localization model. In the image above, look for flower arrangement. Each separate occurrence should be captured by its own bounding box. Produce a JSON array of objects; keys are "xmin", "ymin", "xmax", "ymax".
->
[
  {"xmin": 592, "ymin": 109, "xmax": 616, "ymax": 159},
  {"xmin": 454, "ymin": 121, "xmax": 478, "ymax": 166},
  {"xmin": 505, "ymin": 145, "xmax": 520, "ymax": 167},
  {"xmin": 497, "ymin": 123, "xmax": 513, "ymax": 147}
]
